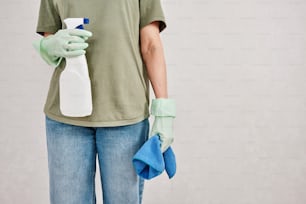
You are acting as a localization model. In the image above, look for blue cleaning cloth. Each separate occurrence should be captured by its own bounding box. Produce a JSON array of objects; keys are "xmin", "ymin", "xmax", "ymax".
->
[{"xmin": 132, "ymin": 134, "xmax": 176, "ymax": 180}]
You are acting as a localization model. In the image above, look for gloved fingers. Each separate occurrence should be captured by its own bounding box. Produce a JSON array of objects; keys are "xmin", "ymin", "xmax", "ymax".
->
[
  {"xmin": 151, "ymin": 131, "xmax": 174, "ymax": 153},
  {"xmin": 62, "ymin": 35, "xmax": 86, "ymax": 44},
  {"xmin": 67, "ymin": 29, "xmax": 93, "ymax": 38},
  {"xmin": 149, "ymin": 129, "xmax": 159, "ymax": 139},
  {"xmin": 64, "ymin": 42, "xmax": 89, "ymax": 51},
  {"xmin": 82, "ymin": 36, "xmax": 89, "ymax": 41},
  {"xmin": 160, "ymin": 137, "xmax": 174, "ymax": 153},
  {"xmin": 63, "ymin": 49, "xmax": 86, "ymax": 58}
]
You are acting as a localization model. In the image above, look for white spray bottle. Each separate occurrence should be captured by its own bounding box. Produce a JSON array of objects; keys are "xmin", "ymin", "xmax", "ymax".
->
[{"xmin": 59, "ymin": 18, "xmax": 93, "ymax": 117}]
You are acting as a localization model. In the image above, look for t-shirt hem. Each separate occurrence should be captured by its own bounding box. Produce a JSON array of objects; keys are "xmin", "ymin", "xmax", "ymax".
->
[{"xmin": 44, "ymin": 110, "xmax": 150, "ymax": 127}]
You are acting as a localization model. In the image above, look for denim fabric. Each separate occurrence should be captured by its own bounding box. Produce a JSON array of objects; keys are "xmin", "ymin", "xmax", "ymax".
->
[{"xmin": 45, "ymin": 115, "xmax": 149, "ymax": 204}]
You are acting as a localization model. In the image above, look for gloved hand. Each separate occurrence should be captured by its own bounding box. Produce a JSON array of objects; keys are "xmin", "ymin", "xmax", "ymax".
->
[
  {"xmin": 33, "ymin": 29, "xmax": 92, "ymax": 67},
  {"xmin": 150, "ymin": 98, "xmax": 176, "ymax": 153}
]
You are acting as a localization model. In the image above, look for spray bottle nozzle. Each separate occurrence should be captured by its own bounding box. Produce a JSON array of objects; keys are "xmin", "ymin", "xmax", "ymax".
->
[
  {"xmin": 64, "ymin": 18, "xmax": 90, "ymax": 30},
  {"xmin": 83, "ymin": 18, "xmax": 89, "ymax": 24}
]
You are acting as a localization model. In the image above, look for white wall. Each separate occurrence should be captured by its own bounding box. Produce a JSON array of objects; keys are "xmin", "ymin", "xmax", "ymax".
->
[{"xmin": 1, "ymin": 0, "xmax": 306, "ymax": 203}]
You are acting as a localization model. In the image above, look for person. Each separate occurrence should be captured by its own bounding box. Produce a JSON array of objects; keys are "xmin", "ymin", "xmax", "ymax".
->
[{"xmin": 33, "ymin": 0, "xmax": 176, "ymax": 203}]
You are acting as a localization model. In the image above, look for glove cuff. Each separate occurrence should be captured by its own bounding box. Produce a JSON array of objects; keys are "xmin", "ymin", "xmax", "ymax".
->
[
  {"xmin": 150, "ymin": 98, "xmax": 176, "ymax": 117},
  {"xmin": 32, "ymin": 38, "xmax": 62, "ymax": 68},
  {"xmin": 40, "ymin": 37, "xmax": 63, "ymax": 67}
]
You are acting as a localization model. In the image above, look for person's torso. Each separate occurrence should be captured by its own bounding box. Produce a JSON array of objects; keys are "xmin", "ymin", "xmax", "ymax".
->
[{"xmin": 44, "ymin": 0, "xmax": 150, "ymax": 126}]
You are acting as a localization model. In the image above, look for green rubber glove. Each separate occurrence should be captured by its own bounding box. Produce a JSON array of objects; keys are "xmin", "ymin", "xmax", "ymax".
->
[
  {"xmin": 33, "ymin": 29, "xmax": 92, "ymax": 68},
  {"xmin": 150, "ymin": 98, "xmax": 176, "ymax": 153}
]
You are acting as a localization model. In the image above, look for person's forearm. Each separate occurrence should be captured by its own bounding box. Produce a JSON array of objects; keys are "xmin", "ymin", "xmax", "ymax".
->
[{"xmin": 142, "ymin": 38, "xmax": 168, "ymax": 99}]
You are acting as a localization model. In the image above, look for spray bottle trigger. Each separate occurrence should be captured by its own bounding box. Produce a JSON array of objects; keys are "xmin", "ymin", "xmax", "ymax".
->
[{"xmin": 76, "ymin": 25, "xmax": 84, "ymax": 30}]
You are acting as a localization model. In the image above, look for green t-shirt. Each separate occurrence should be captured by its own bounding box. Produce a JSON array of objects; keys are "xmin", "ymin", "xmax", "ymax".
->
[{"xmin": 36, "ymin": 0, "xmax": 166, "ymax": 127}]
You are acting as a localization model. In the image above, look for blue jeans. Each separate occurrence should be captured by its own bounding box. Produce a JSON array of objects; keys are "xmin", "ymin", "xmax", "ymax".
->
[{"xmin": 45, "ymin": 116, "xmax": 149, "ymax": 204}]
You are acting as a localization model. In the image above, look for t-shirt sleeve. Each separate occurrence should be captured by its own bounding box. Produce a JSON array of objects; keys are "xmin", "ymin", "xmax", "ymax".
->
[
  {"xmin": 139, "ymin": 0, "xmax": 167, "ymax": 32},
  {"xmin": 36, "ymin": 0, "xmax": 62, "ymax": 36}
]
